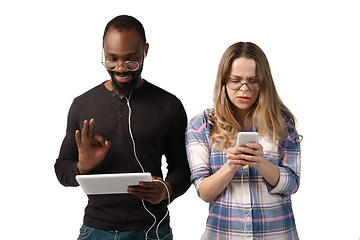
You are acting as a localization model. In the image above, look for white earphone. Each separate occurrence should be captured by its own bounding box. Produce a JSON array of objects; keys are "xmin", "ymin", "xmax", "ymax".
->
[{"xmin": 125, "ymin": 92, "xmax": 170, "ymax": 240}]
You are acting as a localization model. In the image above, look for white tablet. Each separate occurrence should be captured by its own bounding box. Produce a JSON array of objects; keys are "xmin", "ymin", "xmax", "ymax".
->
[{"xmin": 75, "ymin": 172, "xmax": 152, "ymax": 195}]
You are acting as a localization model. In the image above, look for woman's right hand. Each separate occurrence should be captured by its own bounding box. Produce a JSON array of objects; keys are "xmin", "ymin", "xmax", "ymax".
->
[
  {"xmin": 225, "ymin": 145, "xmax": 246, "ymax": 171},
  {"xmin": 198, "ymin": 145, "xmax": 245, "ymax": 203}
]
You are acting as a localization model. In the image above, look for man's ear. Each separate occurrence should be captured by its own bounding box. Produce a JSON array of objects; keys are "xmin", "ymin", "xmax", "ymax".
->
[{"xmin": 144, "ymin": 43, "xmax": 149, "ymax": 57}]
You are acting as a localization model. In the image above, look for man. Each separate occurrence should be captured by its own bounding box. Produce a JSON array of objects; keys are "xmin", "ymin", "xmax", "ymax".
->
[{"xmin": 55, "ymin": 15, "xmax": 191, "ymax": 240}]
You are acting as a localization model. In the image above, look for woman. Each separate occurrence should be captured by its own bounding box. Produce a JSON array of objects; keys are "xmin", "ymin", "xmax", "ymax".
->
[{"xmin": 186, "ymin": 42, "xmax": 301, "ymax": 239}]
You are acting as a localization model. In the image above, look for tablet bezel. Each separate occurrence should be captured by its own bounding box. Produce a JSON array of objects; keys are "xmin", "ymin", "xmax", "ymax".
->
[{"xmin": 75, "ymin": 172, "xmax": 152, "ymax": 195}]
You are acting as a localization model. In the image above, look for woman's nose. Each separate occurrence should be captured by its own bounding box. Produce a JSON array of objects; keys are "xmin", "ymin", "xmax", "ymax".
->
[{"xmin": 239, "ymin": 83, "xmax": 250, "ymax": 91}]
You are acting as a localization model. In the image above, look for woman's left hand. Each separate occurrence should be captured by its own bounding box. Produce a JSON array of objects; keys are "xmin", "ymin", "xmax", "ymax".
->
[
  {"xmin": 238, "ymin": 142, "xmax": 280, "ymax": 187},
  {"xmin": 237, "ymin": 142, "xmax": 265, "ymax": 168}
]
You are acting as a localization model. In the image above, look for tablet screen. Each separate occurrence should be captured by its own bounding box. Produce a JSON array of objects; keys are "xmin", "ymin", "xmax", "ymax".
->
[{"xmin": 75, "ymin": 172, "xmax": 152, "ymax": 195}]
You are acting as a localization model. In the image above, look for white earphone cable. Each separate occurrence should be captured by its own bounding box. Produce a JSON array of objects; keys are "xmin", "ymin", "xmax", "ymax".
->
[
  {"xmin": 126, "ymin": 92, "xmax": 145, "ymax": 173},
  {"xmin": 125, "ymin": 92, "xmax": 170, "ymax": 240},
  {"xmin": 241, "ymin": 106, "xmax": 258, "ymax": 239}
]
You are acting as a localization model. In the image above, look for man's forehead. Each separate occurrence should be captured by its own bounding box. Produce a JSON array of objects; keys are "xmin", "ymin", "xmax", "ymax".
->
[
  {"xmin": 104, "ymin": 27, "xmax": 142, "ymax": 44},
  {"xmin": 103, "ymin": 28, "xmax": 143, "ymax": 53}
]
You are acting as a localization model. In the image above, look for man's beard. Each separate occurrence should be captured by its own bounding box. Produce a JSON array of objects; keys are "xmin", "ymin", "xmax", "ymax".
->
[{"xmin": 109, "ymin": 63, "xmax": 143, "ymax": 97}]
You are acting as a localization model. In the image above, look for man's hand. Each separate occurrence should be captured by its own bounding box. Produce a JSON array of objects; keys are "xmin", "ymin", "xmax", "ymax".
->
[
  {"xmin": 127, "ymin": 177, "xmax": 172, "ymax": 205},
  {"xmin": 75, "ymin": 119, "xmax": 112, "ymax": 175}
]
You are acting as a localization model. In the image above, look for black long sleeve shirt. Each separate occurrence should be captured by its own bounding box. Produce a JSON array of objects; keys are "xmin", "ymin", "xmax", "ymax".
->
[{"xmin": 55, "ymin": 80, "xmax": 191, "ymax": 231}]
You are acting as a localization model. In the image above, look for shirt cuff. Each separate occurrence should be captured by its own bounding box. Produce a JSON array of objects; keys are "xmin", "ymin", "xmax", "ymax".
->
[{"xmin": 268, "ymin": 167, "xmax": 290, "ymax": 195}]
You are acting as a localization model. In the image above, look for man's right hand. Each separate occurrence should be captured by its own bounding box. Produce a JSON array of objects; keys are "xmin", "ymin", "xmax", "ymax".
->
[{"xmin": 75, "ymin": 119, "xmax": 112, "ymax": 175}]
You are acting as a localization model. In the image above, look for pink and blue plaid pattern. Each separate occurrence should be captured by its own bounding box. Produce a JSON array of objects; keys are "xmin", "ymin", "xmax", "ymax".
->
[{"xmin": 186, "ymin": 109, "xmax": 301, "ymax": 240}]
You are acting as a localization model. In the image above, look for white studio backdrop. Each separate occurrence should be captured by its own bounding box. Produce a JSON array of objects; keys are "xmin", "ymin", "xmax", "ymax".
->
[{"xmin": 1, "ymin": 1, "xmax": 359, "ymax": 239}]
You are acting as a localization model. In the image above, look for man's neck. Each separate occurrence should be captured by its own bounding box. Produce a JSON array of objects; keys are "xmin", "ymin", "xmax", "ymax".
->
[{"xmin": 104, "ymin": 78, "xmax": 144, "ymax": 99}]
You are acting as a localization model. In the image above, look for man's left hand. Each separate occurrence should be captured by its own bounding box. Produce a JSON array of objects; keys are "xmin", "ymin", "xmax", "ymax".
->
[{"xmin": 127, "ymin": 177, "xmax": 172, "ymax": 205}]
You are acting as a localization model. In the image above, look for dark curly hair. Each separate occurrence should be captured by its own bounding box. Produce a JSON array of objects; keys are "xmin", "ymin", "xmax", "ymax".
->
[{"xmin": 103, "ymin": 15, "xmax": 146, "ymax": 44}]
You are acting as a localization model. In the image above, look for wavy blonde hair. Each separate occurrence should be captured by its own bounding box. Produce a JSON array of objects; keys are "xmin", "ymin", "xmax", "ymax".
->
[{"xmin": 210, "ymin": 42, "xmax": 299, "ymax": 151}]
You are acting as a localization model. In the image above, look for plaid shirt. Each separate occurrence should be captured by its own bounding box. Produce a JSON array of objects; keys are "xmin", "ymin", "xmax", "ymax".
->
[{"xmin": 186, "ymin": 109, "xmax": 301, "ymax": 240}]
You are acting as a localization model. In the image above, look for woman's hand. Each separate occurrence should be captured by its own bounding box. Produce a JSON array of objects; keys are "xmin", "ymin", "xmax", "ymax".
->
[
  {"xmin": 237, "ymin": 142, "xmax": 265, "ymax": 167},
  {"xmin": 198, "ymin": 146, "xmax": 247, "ymax": 203},
  {"xmin": 238, "ymin": 142, "xmax": 280, "ymax": 187},
  {"xmin": 225, "ymin": 145, "xmax": 247, "ymax": 171}
]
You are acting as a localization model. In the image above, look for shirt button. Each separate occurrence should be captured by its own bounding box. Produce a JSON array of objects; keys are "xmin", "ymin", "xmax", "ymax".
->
[{"xmin": 246, "ymin": 217, "xmax": 251, "ymax": 221}]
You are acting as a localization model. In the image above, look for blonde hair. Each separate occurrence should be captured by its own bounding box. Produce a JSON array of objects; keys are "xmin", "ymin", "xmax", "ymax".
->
[{"xmin": 210, "ymin": 42, "xmax": 299, "ymax": 151}]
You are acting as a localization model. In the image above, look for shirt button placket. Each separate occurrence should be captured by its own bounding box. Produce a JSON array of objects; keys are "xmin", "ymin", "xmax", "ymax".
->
[
  {"xmin": 118, "ymin": 107, "xmax": 123, "ymax": 120},
  {"xmin": 118, "ymin": 100, "xmax": 124, "ymax": 122}
]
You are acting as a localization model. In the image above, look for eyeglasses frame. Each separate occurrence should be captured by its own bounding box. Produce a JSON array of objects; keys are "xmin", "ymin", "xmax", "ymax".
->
[
  {"xmin": 225, "ymin": 78, "xmax": 261, "ymax": 91},
  {"xmin": 101, "ymin": 47, "xmax": 141, "ymax": 72}
]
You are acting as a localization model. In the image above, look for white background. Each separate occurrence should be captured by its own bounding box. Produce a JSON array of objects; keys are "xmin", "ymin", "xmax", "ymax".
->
[{"xmin": 1, "ymin": 1, "xmax": 359, "ymax": 239}]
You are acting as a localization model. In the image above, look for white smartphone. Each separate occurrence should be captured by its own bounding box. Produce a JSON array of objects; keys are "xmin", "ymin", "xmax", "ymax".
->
[{"xmin": 236, "ymin": 132, "xmax": 259, "ymax": 147}]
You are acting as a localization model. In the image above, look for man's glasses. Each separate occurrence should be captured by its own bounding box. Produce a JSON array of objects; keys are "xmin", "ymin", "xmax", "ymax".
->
[
  {"xmin": 101, "ymin": 48, "xmax": 140, "ymax": 71},
  {"xmin": 226, "ymin": 78, "xmax": 261, "ymax": 91}
]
